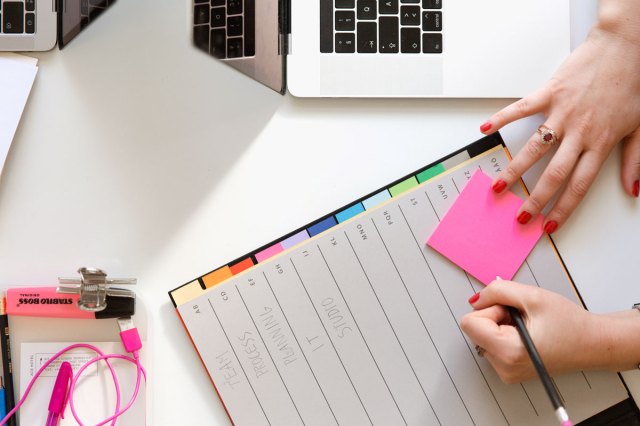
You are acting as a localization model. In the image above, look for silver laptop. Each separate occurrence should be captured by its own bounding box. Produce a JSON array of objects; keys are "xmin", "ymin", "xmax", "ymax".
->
[
  {"xmin": 0, "ymin": 0, "xmax": 115, "ymax": 51},
  {"xmin": 192, "ymin": 0, "xmax": 570, "ymax": 97}
]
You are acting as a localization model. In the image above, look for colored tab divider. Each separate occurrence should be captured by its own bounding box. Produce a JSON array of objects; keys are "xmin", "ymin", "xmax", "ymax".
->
[
  {"xmin": 183, "ymin": 164, "xmax": 445, "ymax": 291},
  {"xmin": 281, "ymin": 230, "xmax": 310, "ymax": 249},
  {"xmin": 202, "ymin": 266, "xmax": 233, "ymax": 288},
  {"xmin": 336, "ymin": 203, "xmax": 365, "ymax": 223},
  {"xmin": 230, "ymin": 257, "xmax": 254, "ymax": 274},
  {"xmin": 170, "ymin": 134, "xmax": 507, "ymax": 306},
  {"xmin": 363, "ymin": 190, "xmax": 391, "ymax": 210},
  {"xmin": 256, "ymin": 243, "xmax": 284, "ymax": 263},
  {"xmin": 307, "ymin": 216, "xmax": 337, "ymax": 237},
  {"xmin": 389, "ymin": 176, "xmax": 418, "ymax": 197},
  {"xmin": 416, "ymin": 163, "xmax": 445, "ymax": 183}
]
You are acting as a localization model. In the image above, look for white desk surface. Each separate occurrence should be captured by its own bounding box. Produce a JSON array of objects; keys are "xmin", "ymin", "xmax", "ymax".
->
[{"xmin": 1, "ymin": 0, "xmax": 639, "ymax": 424}]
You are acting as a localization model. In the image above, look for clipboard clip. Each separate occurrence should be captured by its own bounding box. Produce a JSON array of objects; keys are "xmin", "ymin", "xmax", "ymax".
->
[{"xmin": 57, "ymin": 267, "xmax": 136, "ymax": 312}]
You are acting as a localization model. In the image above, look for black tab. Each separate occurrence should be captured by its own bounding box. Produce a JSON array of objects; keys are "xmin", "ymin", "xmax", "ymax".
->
[
  {"xmin": 211, "ymin": 0, "xmax": 224, "ymax": 5},
  {"xmin": 356, "ymin": 0, "xmax": 376, "ymax": 20},
  {"xmin": 335, "ymin": 33, "xmax": 355, "ymax": 53},
  {"xmin": 244, "ymin": 0, "xmax": 255, "ymax": 56},
  {"xmin": 320, "ymin": 0, "xmax": 333, "ymax": 52},
  {"xmin": 401, "ymin": 27, "xmax": 420, "ymax": 53},
  {"xmin": 422, "ymin": 0, "xmax": 442, "ymax": 8},
  {"xmin": 357, "ymin": 21, "xmax": 376, "ymax": 53},
  {"xmin": 211, "ymin": 28, "xmax": 226, "ymax": 58},
  {"xmin": 25, "ymin": 12, "xmax": 35, "ymax": 33},
  {"xmin": 25, "ymin": 0, "xmax": 36, "ymax": 12},
  {"xmin": 422, "ymin": 11, "xmax": 442, "ymax": 31},
  {"xmin": 379, "ymin": 17, "xmax": 398, "ymax": 53},
  {"xmin": 379, "ymin": 0, "xmax": 398, "ymax": 15},
  {"xmin": 422, "ymin": 32, "xmax": 442, "ymax": 53},
  {"xmin": 2, "ymin": 2, "xmax": 23, "ymax": 34}
]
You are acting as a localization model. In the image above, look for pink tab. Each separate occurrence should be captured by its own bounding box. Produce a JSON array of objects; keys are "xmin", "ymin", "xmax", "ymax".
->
[
  {"xmin": 427, "ymin": 171, "xmax": 544, "ymax": 285},
  {"xmin": 255, "ymin": 243, "xmax": 284, "ymax": 263}
]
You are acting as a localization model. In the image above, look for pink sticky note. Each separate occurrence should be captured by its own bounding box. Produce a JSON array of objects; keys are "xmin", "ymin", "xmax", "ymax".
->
[{"xmin": 427, "ymin": 170, "xmax": 544, "ymax": 285}]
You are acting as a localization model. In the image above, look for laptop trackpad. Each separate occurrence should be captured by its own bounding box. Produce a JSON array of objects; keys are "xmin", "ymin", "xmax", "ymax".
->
[{"xmin": 320, "ymin": 56, "xmax": 443, "ymax": 97}]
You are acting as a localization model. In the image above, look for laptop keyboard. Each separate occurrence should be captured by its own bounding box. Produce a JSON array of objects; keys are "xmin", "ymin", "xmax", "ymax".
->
[
  {"xmin": 320, "ymin": 0, "xmax": 443, "ymax": 54},
  {"xmin": 1, "ymin": 0, "xmax": 36, "ymax": 34},
  {"xmin": 192, "ymin": 0, "xmax": 256, "ymax": 59}
]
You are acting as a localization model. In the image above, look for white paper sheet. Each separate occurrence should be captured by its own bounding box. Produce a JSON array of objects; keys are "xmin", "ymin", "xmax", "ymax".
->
[
  {"xmin": 19, "ymin": 341, "xmax": 146, "ymax": 426},
  {"xmin": 0, "ymin": 53, "xmax": 38, "ymax": 178}
]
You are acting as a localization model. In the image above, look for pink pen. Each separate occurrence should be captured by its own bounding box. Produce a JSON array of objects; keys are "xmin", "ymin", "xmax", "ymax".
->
[{"xmin": 46, "ymin": 362, "xmax": 72, "ymax": 426}]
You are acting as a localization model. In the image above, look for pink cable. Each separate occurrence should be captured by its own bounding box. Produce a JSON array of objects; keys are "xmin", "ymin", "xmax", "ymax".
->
[
  {"xmin": 70, "ymin": 353, "xmax": 146, "ymax": 425},
  {"xmin": 0, "ymin": 342, "xmax": 146, "ymax": 426}
]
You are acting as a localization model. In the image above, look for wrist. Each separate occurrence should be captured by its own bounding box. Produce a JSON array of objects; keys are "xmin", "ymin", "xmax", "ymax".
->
[
  {"xmin": 594, "ymin": 0, "xmax": 640, "ymax": 45},
  {"xmin": 591, "ymin": 310, "xmax": 640, "ymax": 372}
]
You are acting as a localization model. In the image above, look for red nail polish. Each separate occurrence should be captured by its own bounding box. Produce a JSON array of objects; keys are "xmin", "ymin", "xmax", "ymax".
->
[
  {"xmin": 492, "ymin": 179, "xmax": 507, "ymax": 193},
  {"xmin": 517, "ymin": 211, "xmax": 532, "ymax": 224},
  {"xmin": 634, "ymin": 180, "xmax": 639, "ymax": 197},
  {"xmin": 468, "ymin": 293, "xmax": 480, "ymax": 304},
  {"xmin": 480, "ymin": 121, "xmax": 492, "ymax": 132},
  {"xmin": 544, "ymin": 220, "xmax": 558, "ymax": 234}
]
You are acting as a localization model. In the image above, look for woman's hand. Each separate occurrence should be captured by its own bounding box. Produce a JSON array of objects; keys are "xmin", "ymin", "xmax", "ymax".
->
[
  {"xmin": 460, "ymin": 280, "xmax": 606, "ymax": 383},
  {"xmin": 480, "ymin": 8, "xmax": 640, "ymax": 233}
]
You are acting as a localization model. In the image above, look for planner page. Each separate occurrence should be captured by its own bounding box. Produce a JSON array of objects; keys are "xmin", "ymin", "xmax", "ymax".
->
[{"xmin": 175, "ymin": 144, "xmax": 627, "ymax": 426}]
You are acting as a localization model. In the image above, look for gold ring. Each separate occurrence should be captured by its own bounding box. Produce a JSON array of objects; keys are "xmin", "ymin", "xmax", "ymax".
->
[{"xmin": 537, "ymin": 125, "xmax": 560, "ymax": 146}]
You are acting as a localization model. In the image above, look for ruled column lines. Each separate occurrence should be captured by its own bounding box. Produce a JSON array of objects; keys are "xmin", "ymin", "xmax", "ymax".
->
[
  {"xmin": 396, "ymin": 203, "xmax": 511, "ymax": 425},
  {"xmin": 343, "ymin": 231, "xmax": 441, "ymax": 425},
  {"xmin": 235, "ymin": 285, "xmax": 307, "ymax": 426},
  {"xmin": 316, "ymin": 244, "xmax": 408, "ymax": 426},
  {"xmin": 289, "ymin": 258, "xmax": 374, "ymax": 426},
  {"xmin": 207, "ymin": 299, "xmax": 272, "ymax": 426},
  {"xmin": 369, "ymin": 215, "xmax": 475, "ymax": 425},
  {"xmin": 261, "ymin": 271, "xmax": 341, "ymax": 425}
]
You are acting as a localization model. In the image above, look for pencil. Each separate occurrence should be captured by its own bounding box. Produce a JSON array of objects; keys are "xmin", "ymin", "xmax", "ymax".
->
[
  {"xmin": 0, "ymin": 295, "xmax": 16, "ymax": 426},
  {"xmin": 506, "ymin": 306, "xmax": 572, "ymax": 425}
]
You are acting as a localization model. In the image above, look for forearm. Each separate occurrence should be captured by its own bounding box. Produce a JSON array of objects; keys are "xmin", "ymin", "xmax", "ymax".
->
[
  {"xmin": 596, "ymin": 0, "xmax": 640, "ymax": 43},
  {"xmin": 589, "ymin": 310, "xmax": 640, "ymax": 372}
]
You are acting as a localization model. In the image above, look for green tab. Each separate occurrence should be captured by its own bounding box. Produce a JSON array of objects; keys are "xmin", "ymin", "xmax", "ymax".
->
[
  {"xmin": 416, "ymin": 163, "xmax": 445, "ymax": 183},
  {"xmin": 389, "ymin": 177, "xmax": 418, "ymax": 197}
]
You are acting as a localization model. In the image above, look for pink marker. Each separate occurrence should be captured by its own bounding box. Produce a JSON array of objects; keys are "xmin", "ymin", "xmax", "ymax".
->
[
  {"xmin": 6, "ymin": 287, "xmax": 134, "ymax": 319},
  {"xmin": 46, "ymin": 361, "xmax": 72, "ymax": 426}
]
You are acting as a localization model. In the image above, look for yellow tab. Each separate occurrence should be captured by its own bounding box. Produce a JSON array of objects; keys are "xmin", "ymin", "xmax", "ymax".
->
[{"xmin": 171, "ymin": 280, "xmax": 205, "ymax": 307}]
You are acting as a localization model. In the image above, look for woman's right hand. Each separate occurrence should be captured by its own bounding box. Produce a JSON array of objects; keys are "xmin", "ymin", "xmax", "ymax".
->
[{"xmin": 461, "ymin": 280, "xmax": 610, "ymax": 383}]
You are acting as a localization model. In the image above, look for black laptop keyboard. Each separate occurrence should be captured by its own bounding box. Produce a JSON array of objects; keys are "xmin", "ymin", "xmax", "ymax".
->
[
  {"xmin": 193, "ymin": 0, "xmax": 256, "ymax": 59},
  {"xmin": 321, "ymin": 0, "xmax": 443, "ymax": 54},
  {"xmin": 1, "ymin": 0, "xmax": 36, "ymax": 34}
]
